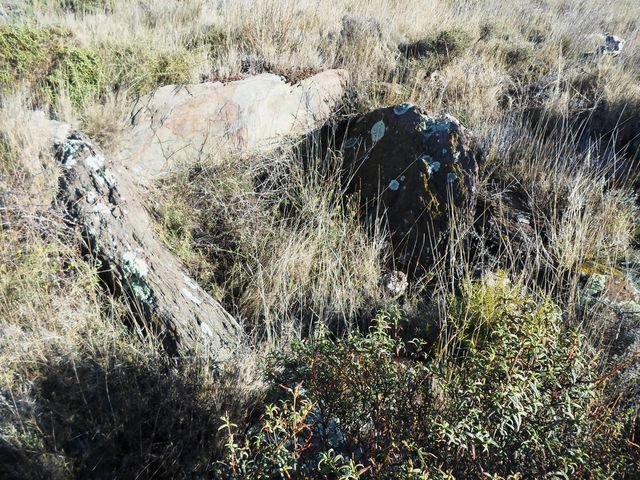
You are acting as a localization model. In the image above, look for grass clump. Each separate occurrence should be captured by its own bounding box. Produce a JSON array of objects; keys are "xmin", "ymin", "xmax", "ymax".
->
[
  {"xmin": 56, "ymin": 0, "xmax": 115, "ymax": 14},
  {"xmin": 158, "ymin": 149, "xmax": 388, "ymax": 340},
  {"xmin": 101, "ymin": 43, "xmax": 198, "ymax": 96},
  {"xmin": 400, "ymin": 28, "xmax": 473, "ymax": 74}
]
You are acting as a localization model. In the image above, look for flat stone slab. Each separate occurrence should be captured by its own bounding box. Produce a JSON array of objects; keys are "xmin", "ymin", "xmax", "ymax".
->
[{"xmin": 120, "ymin": 70, "xmax": 348, "ymax": 185}]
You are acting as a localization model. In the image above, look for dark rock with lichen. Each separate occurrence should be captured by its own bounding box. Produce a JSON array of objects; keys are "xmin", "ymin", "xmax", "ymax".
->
[{"xmin": 338, "ymin": 103, "xmax": 480, "ymax": 267}]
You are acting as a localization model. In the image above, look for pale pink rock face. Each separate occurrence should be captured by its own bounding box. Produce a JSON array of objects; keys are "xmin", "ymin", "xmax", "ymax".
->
[{"xmin": 118, "ymin": 70, "xmax": 348, "ymax": 185}]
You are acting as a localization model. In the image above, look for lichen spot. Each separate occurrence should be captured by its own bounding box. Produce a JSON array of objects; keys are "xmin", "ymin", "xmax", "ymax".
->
[
  {"xmin": 400, "ymin": 175, "xmax": 406, "ymax": 181},
  {"xmin": 182, "ymin": 287, "xmax": 203, "ymax": 305},
  {"xmin": 371, "ymin": 120, "xmax": 386, "ymax": 142},
  {"xmin": 122, "ymin": 251, "xmax": 151, "ymax": 302},
  {"xmin": 344, "ymin": 136, "xmax": 359, "ymax": 149},
  {"xmin": 389, "ymin": 179, "xmax": 400, "ymax": 191},
  {"xmin": 442, "ymin": 148, "xmax": 448, "ymax": 155},
  {"xmin": 393, "ymin": 103, "xmax": 413, "ymax": 115},
  {"xmin": 182, "ymin": 273, "xmax": 199, "ymax": 291},
  {"xmin": 201, "ymin": 322, "xmax": 213, "ymax": 337},
  {"xmin": 430, "ymin": 161, "xmax": 441, "ymax": 172},
  {"xmin": 447, "ymin": 172, "xmax": 457, "ymax": 183},
  {"xmin": 123, "ymin": 251, "xmax": 149, "ymax": 277},
  {"xmin": 85, "ymin": 153, "xmax": 105, "ymax": 171}
]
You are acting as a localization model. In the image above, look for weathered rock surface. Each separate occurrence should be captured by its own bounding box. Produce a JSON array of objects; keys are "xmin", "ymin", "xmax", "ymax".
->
[
  {"xmin": 55, "ymin": 132, "xmax": 243, "ymax": 358},
  {"xmin": 338, "ymin": 103, "xmax": 480, "ymax": 265},
  {"xmin": 120, "ymin": 70, "xmax": 348, "ymax": 185}
]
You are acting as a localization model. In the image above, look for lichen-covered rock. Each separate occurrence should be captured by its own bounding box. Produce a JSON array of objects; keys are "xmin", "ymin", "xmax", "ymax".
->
[
  {"xmin": 597, "ymin": 34, "xmax": 626, "ymax": 56},
  {"xmin": 55, "ymin": 132, "xmax": 243, "ymax": 359},
  {"xmin": 579, "ymin": 262, "xmax": 640, "ymax": 356},
  {"xmin": 339, "ymin": 103, "xmax": 480, "ymax": 265}
]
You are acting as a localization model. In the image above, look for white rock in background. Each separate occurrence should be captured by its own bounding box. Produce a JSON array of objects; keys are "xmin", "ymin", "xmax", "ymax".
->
[{"xmin": 597, "ymin": 34, "xmax": 626, "ymax": 55}]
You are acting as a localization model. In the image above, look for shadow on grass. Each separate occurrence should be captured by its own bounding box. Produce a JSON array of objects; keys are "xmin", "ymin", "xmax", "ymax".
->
[{"xmin": 0, "ymin": 354, "xmax": 260, "ymax": 480}]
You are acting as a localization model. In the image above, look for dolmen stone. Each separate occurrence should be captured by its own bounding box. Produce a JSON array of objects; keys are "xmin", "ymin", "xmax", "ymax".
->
[{"xmin": 120, "ymin": 70, "xmax": 347, "ymax": 186}]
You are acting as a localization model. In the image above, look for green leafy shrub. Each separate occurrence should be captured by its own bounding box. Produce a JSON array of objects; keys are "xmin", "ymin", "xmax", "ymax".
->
[
  {"xmin": 0, "ymin": 24, "xmax": 103, "ymax": 108},
  {"xmin": 45, "ymin": 45, "xmax": 103, "ymax": 108},
  {"xmin": 221, "ymin": 281, "xmax": 637, "ymax": 478},
  {"xmin": 438, "ymin": 278, "xmax": 634, "ymax": 477}
]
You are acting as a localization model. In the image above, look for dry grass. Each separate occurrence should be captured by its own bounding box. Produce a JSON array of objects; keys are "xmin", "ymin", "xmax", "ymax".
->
[{"xmin": 1, "ymin": 0, "xmax": 640, "ymax": 477}]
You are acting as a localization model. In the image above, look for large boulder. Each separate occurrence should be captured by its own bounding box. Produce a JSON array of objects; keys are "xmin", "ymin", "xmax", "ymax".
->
[
  {"xmin": 338, "ymin": 103, "xmax": 480, "ymax": 266},
  {"xmin": 120, "ymin": 70, "xmax": 347, "ymax": 186}
]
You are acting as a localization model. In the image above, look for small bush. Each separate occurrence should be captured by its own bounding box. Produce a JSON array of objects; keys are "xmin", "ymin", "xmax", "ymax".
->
[
  {"xmin": 56, "ymin": 0, "xmax": 115, "ymax": 14},
  {"xmin": 45, "ymin": 45, "xmax": 103, "ymax": 108},
  {"xmin": 400, "ymin": 29, "xmax": 472, "ymax": 63},
  {"xmin": 221, "ymin": 281, "xmax": 637, "ymax": 478},
  {"xmin": 0, "ymin": 25, "xmax": 103, "ymax": 109}
]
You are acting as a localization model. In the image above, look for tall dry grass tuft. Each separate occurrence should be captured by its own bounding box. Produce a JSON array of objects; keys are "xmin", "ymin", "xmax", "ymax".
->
[{"xmin": 157, "ymin": 141, "xmax": 389, "ymax": 344}]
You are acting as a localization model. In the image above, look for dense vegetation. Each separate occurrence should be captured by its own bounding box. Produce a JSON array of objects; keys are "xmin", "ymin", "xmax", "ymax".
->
[{"xmin": 1, "ymin": 0, "xmax": 639, "ymax": 478}]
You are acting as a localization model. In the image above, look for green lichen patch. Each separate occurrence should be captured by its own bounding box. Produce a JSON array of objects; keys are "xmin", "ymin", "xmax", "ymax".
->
[{"xmin": 122, "ymin": 252, "xmax": 152, "ymax": 303}]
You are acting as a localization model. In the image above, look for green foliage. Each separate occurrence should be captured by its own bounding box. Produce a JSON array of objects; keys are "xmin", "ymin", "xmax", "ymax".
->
[
  {"xmin": 216, "ymin": 385, "xmax": 316, "ymax": 479},
  {"xmin": 0, "ymin": 24, "xmax": 103, "ymax": 108},
  {"xmin": 101, "ymin": 43, "xmax": 196, "ymax": 96},
  {"xmin": 45, "ymin": 45, "xmax": 103, "ymax": 108},
  {"xmin": 221, "ymin": 281, "xmax": 637, "ymax": 478},
  {"xmin": 438, "ymin": 278, "xmax": 633, "ymax": 477},
  {"xmin": 186, "ymin": 25, "xmax": 229, "ymax": 58}
]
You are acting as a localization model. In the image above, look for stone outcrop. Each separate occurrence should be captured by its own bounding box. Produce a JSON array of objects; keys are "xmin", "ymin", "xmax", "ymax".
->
[
  {"xmin": 120, "ymin": 70, "xmax": 348, "ymax": 186},
  {"xmin": 337, "ymin": 103, "xmax": 480, "ymax": 266},
  {"xmin": 55, "ymin": 132, "xmax": 243, "ymax": 359}
]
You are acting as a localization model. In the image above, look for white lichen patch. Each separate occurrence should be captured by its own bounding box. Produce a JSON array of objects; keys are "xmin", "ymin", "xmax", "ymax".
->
[
  {"xmin": 371, "ymin": 120, "xmax": 386, "ymax": 142},
  {"xmin": 91, "ymin": 203, "xmax": 110, "ymax": 215},
  {"xmin": 103, "ymin": 169, "xmax": 117, "ymax": 187},
  {"xmin": 447, "ymin": 172, "xmax": 457, "ymax": 183},
  {"xmin": 84, "ymin": 152, "xmax": 105, "ymax": 172},
  {"xmin": 183, "ymin": 287, "xmax": 203, "ymax": 305},
  {"xmin": 420, "ymin": 155, "xmax": 440, "ymax": 174},
  {"xmin": 182, "ymin": 273, "xmax": 199, "ymax": 291},
  {"xmin": 388, "ymin": 179, "xmax": 400, "ymax": 191},
  {"xmin": 393, "ymin": 103, "xmax": 413, "ymax": 115},
  {"xmin": 200, "ymin": 322, "xmax": 213, "ymax": 337},
  {"xmin": 123, "ymin": 251, "xmax": 149, "ymax": 277}
]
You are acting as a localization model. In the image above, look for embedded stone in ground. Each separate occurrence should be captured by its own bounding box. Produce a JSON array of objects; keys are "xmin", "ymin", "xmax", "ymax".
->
[{"xmin": 338, "ymin": 103, "xmax": 480, "ymax": 266}]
